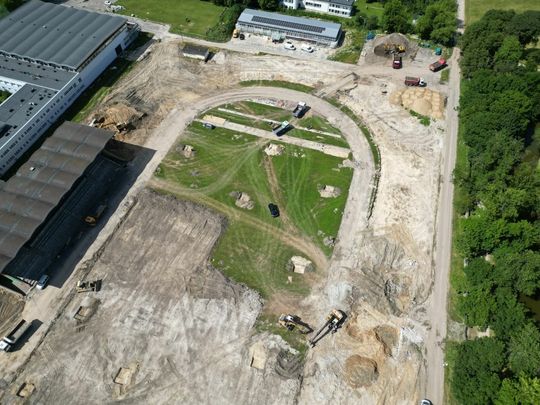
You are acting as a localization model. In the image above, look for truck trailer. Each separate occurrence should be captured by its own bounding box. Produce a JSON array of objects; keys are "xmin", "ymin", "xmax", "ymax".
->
[
  {"xmin": 429, "ymin": 58, "xmax": 447, "ymax": 72},
  {"xmin": 405, "ymin": 76, "xmax": 427, "ymax": 87},
  {"xmin": 293, "ymin": 102, "xmax": 308, "ymax": 118},
  {"xmin": 0, "ymin": 320, "xmax": 31, "ymax": 352}
]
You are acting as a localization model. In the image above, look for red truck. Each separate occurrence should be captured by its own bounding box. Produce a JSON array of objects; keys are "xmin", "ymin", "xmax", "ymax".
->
[
  {"xmin": 393, "ymin": 54, "xmax": 402, "ymax": 69},
  {"xmin": 405, "ymin": 76, "xmax": 427, "ymax": 87},
  {"xmin": 429, "ymin": 58, "xmax": 447, "ymax": 72}
]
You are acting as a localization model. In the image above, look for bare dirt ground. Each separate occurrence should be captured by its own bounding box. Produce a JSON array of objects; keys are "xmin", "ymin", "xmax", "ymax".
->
[
  {"xmin": 2, "ymin": 190, "xmax": 300, "ymax": 404},
  {"xmin": 1, "ymin": 27, "xmax": 453, "ymax": 403}
]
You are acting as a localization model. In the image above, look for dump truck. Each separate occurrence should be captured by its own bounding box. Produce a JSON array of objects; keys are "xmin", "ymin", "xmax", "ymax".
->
[
  {"xmin": 278, "ymin": 314, "xmax": 313, "ymax": 334},
  {"xmin": 272, "ymin": 121, "xmax": 292, "ymax": 136},
  {"xmin": 309, "ymin": 309, "xmax": 347, "ymax": 347},
  {"xmin": 405, "ymin": 76, "xmax": 427, "ymax": 87},
  {"xmin": 0, "ymin": 320, "xmax": 31, "ymax": 352},
  {"xmin": 293, "ymin": 102, "xmax": 308, "ymax": 118},
  {"xmin": 84, "ymin": 204, "xmax": 107, "ymax": 226},
  {"xmin": 429, "ymin": 58, "xmax": 447, "ymax": 72},
  {"xmin": 393, "ymin": 54, "xmax": 402, "ymax": 69}
]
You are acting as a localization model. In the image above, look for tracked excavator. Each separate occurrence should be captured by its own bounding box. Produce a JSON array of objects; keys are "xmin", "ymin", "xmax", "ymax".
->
[
  {"xmin": 309, "ymin": 309, "xmax": 347, "ymax": 347},
  {"xmin": 278, "ymin": 314, "xmax": 313, "ymax": 334}
]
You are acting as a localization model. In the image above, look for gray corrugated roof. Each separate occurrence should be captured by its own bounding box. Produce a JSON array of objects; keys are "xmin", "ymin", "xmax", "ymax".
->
[
  {"xmin": 0, "ymin": 0, "xmax": 127, "ymax": 69},
  {"xmin": 324, "ymin": 0, "xmax": 354, "ymax": 7},
  {"xmin": 237, "ymin": 9, "xmax": 341, "ymax": 40},
  {"xmin": 0, "ymin": 121, "xmax": 113, "ymax": 273}
]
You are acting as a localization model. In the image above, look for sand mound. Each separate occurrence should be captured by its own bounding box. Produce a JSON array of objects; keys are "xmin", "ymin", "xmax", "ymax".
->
[
  {"xmin": 344, "ymin": 355, "xmax": 379, "ymax": 388},
  {"xmin": 91, "ymin": 103, "xmax": 145, "ymax": 134},
  {"xmin": 373, "ymin": 33, "xmax": 415, "ymax": 57},
  {"xmin": 390, "ymin": 88, "xmax": 446, "ymax": 119}
]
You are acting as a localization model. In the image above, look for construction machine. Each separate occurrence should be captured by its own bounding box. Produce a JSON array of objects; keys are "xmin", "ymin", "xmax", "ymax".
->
[
  {"xmin": 309, "ymin": 309, "xmax": 347, "ymax": 347},
  {"xmin": 84, "ymin": 204, "xmax": 107, "ymax": 226},
  {"xmin": 384, "ymin": 43, "xmax": 406, "ymax": 54},
  {"xmin": 76, "ymin": 280, "xmax": 102, "ymax": 293},
  {"xmin": 278, "ymin": 314, "xmax": 313, "ymax": 334}
]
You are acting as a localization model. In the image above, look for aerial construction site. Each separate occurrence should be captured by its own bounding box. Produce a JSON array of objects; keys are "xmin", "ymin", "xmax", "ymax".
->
[{"xmin": 0, "ymin": 1, "xmax": 459, "ymax": 404}]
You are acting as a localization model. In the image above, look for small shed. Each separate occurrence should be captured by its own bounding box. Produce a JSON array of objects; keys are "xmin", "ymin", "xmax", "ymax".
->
[{"xmin": 182, "ymin": 44, "xmax": 210, "ymax": 62}]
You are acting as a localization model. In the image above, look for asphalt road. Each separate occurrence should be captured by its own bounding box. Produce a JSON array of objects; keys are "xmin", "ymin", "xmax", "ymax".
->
[{"xmin": 425, "ymin": 0, "xmax": 464, "ymax": 402}]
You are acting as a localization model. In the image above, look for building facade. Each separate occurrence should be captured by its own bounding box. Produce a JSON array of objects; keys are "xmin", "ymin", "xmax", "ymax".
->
[
  {"xmin": 281, "ymin": 0, "xmax": 354, "ymax": 18},
  {"xmin": 0, "ymin": 0, "xmax": 139, "ymax": 176},
  {"xmin": 236, "ymin": 9, "xmax": 342, "ymax": 47}
]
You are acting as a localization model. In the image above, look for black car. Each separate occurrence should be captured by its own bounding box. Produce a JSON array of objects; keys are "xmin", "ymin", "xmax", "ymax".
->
[{"xmin": 268, "ymin": 203, "xmax": 280, "ymax": 218}]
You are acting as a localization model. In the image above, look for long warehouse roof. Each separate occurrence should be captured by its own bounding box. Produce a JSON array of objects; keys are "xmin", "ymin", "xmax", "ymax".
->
[
  {"xmin": 0, "ymin": 0, "xmax": 127, "ymax": 70},
  {"xmin": 237, "ymin": 9, "xmax": 341, "ymax": 40},
  {"xmin": 0, "ymin": 121, "xmax": 113, "ymax": 273}
]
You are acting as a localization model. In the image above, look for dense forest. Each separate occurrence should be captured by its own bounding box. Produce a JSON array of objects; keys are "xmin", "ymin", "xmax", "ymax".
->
[{"xmin": 451, "ymin": 9, "xmax": 540, "ymax": 405}]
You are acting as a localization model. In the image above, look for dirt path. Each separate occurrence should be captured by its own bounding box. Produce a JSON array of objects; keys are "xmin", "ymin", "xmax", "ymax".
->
[
  {"xmin": 425, "ymin": 39, "xmax": 463, "ymax": 405},
  {"xmin": 200, "ymin": 117, "xmax": 351, "ymax": 158}
]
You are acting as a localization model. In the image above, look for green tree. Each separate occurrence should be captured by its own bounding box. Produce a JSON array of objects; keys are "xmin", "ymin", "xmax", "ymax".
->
[
  {"xmin": 494, "ymin": 36, "xmax": 522, "ymax": 73},
  {"xmin": 414, "ymin": 0, "xmax": 456, "ymax": 45},
  {"xmin": 257, "ymin": 0, "xmax": 278, "ymax": 10},
  {"xmin": 496, "ymin": 375, "xmax": 540, "ymax": 405},
  {"xmin": 382, "ymin": 0, "xmax": 411, "ymax": 33},
  {"xmin": 507, "ymin": 11, "xmax": 540, "ymax": 46},
  {"xmin": 3, "ymin": 0, "xmax": 25, "ymax": 11},
  {"xmin": 451, "ymin": 338, "xmax": 505, "ymax": 405},
  {"xmin": 508, "ymin": 323, "xmax": 540, "ymax": 376}
]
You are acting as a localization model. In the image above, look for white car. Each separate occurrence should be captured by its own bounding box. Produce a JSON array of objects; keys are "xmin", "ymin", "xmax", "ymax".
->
[
  {"xmin": 284, "ymin": 43, "xmax": 296, "ymax": 51},
  {"xmin": 104, "ymin": 1, "xmax": 112, "ymax": 6},
  {"xmin": 301, "ymin": 45, "xmax": 314, "ymax": 53}
]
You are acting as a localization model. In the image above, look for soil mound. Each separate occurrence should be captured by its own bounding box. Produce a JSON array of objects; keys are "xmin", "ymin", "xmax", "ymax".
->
[{"xmin": 344, "ymin": 355, "xmax": 379, "ymax": 388}]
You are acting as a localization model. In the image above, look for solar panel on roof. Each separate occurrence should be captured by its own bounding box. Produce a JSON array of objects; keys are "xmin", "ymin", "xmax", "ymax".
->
[{"xmin": 251, "ymin": 16, "xmax": 325, "ymax": 33}]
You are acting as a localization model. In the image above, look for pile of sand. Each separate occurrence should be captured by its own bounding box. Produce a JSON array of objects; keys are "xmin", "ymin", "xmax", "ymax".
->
[
  {"xmin": 344, "ymin": 355, "xmax": 379, "ymax": 388},
  {"xmin": 264, "ymin": 144, "xmax": 284, "ymax": 156},
  {"xmin": 90, "ymin": 103, "xmax": 145, "ymax": 134},
  {"xmin": 390, "ymin": 88, "xmax": 446, "ymax": 119},
  {"xmin": 373, "ymin": 33, "xmax": 415, "ymax": 57},
  {"xmin": 319, "ymin": 185, "xmax": 341, "ymax": 198}
]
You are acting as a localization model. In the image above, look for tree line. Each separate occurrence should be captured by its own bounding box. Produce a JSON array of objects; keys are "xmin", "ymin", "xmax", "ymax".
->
[{"xmin": 450, "ymin": 9, "xmax": 540, "ymax": 405}]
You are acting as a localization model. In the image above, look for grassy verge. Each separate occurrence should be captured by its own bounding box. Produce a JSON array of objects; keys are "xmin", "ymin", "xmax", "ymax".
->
[
  {"xmin": 465, "ymin": 0, "xmax": 540, "ymax": 23},
  {"xmin": 409, "ymin": 110, "xmax": 431, "ymax": 126},
  {"xmin": 440, "ymin": 69, "xmax": 450, "ymax": 84},
  {"xmin": 117, "ymin": 0, "xmax": 224, "ymax": 38},
  {"xmin": 330, "ymin": 28, "xmax": 365, "ymax": 64},
  {"xmin": 240, "ymin": 80, "xmax": 314, "ymax": 94},
  {"xmin": 444, "ymin": 341, "xmax": 460, "ymax": 405},
  {"xmin": 0, "ymin": 89, "xmax": 10, "ymax": 104}
]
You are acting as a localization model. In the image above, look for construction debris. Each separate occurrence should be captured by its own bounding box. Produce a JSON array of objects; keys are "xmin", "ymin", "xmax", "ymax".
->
[
  {"xmin": 319, "ymin": 185, "xmax": 341, "ymax": 198},
  {"xmin": 288, "ymin": 256, "xmax": 313, "ymax": 274},
  {"xmin": 180, "ymin": 144, "xmax": 196, "ymax": 158},
  {"xmin": 16, "ymin": 382, "xmax": 35, "ymax": 398},
  {"xmin": 90, "ymin": 103, "xmax": 145, "ymax": 135},
  {"xmin": 249, "ymin": 341, "xmax": 267, "ymax": 370},
  {"xmin": 390, "ymin": 87, "xmax": 446, "ymax": 119},
  {"xmin": 264, "ymin": 144, "xmax": 284, "ymax": 156},
  {"xmin": 230, "ymin": 191, "xmax": 255, "ymax": 210}
]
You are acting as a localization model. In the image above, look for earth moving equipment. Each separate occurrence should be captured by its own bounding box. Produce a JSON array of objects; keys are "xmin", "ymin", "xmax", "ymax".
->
[
  {"xmin": 278, "ymin": 314, "xmax": 313, "ymax": 334},
  {"xmin": 84, "ymin": 204, "xmax": 107, "ymax": 226},
  {"xmin": 76, "ymin": 280, "xmax": 102, "ymax": 293},
  {"xmin": 309, "ymin": 309, "xmax": 347, "ymax": 347},
  {"xmin": 293, "ymin": 102, "xmax": 308, "ymax": 118},
  {"xmin": 405, "ymin": 76, "xmax": 427, "ymax": 87},
  {"xmin": 384, "ymin": 43, "xmax": 406, "ymax": 54},
  {"xmin": 429, "ymin": 58, "xmax": 447, "ymax": 72},
  {"xmin": 0, "ymin": 319, "xmax": 31, "ymax": 352},
  {"xmin": 272, "ymin": 121, "xmax": 292, "ymax": 136}
]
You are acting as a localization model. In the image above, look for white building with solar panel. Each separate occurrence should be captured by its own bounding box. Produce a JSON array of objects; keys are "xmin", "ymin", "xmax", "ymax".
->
[
  {"xmin": 236, "ymin": 9, "xmax": 342, "ymax": 47},
  {"xmin": 0, "ymin": 0, "xmax": 139, "ymax": 176},
  {"xmin": 281, "ymin": 0, "xmax": 354, "ymax": 17}
]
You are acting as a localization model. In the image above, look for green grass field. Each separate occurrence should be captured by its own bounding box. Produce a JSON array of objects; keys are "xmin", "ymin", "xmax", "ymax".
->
[
  {"xmin": 117, "ymin": 0, "xmax": 224, "ymax": 37},
  {"xmin": 0, "ymin": 90, "xmax": 10, "ymax": 104},
  {"xmin": 154, "ymin": 121, "xmax": 353, "ymax": 298},
  {"xmin": 355, "ymin": 0, "xmax": 385, "ymax": 19},
  {"xmin": 465, "ymin": 0, "xmax": 540, "ymax": 23},
  {"xmin": 240, "ymin": 80, "xmax": 314, "ymax": 93}
]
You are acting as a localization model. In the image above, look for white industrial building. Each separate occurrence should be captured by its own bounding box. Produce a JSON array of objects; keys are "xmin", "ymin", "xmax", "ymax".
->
[
  {"xmin": 281, "ymin": 0, "xmax": 355, "ymax": 18},
  {"xmin": 0, "ymin": 0, "xmax": 139, "ymax": 176},
  {"xmin": 236, "ymin": 9, "xmax": 342, "ymax": 47}
]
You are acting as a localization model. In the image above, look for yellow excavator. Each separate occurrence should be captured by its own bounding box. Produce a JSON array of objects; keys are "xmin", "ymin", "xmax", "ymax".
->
[
  {"xmin": 278, "ymin": 314, "xmax": 313, "ymax": 334},
  {"xmin": 384, "ymin": 43, "xmax": 406, "ymax": 54},
  {"xmin": 309, "ymin": 309, "xmax": 347, "ymax": 347}
]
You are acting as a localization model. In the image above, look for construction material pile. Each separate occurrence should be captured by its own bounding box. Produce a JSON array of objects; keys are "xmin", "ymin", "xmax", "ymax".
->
[
  {"xmin": 90, "ymin": 103, "xmax": 145, "ymax": 135},
  {"xmin": 390, "ymin": 87, "xmax": 446, "ymax": 119},
  {"xmin": 373, "ymin": 33, "xmax": 415, "ymax": 57}
]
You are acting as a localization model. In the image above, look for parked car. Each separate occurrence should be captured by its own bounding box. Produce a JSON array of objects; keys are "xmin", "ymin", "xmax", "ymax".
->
[
  {"xmin": 420, "ymin": 400, "xmax": 432, "ymax": 405},
  {"xmin": 301, "ymin": 45, "xmax": 314, "ymax": 53},
  {"xmin": 36, "ymin": 274, "xmax": 50, "ymax": 290},
  {"xmin": 268, "ymin": 203, "xmax": 280, "ymax": 218},
  {"xmin": 202, "ymin": 122, "xmax": 215, "ymax": 129},
  {"xmin": 284, "ymin": 43, "xmax": 296, "ymax": 51},
  {"xmin": 239, "ymin": 33, "xmax": 245, "ymax": 40}
]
